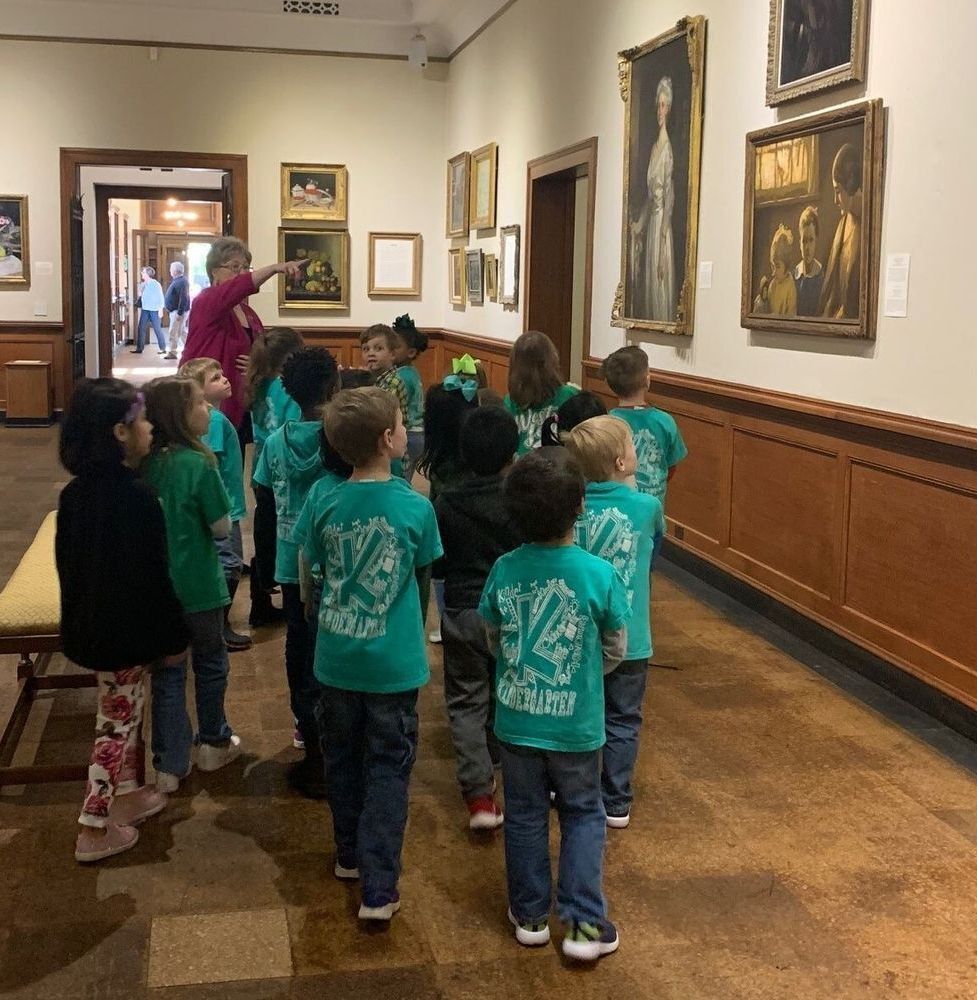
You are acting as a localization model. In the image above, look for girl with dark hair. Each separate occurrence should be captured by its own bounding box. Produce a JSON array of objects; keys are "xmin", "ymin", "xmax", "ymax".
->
[
  {"xmin": 391, "ymin": 313, "xmax": 430, "ymax": 479},
  {"xmin": 246, "ymin": 327, "xmax": 305, "ymax": 465},
  {"xmin": 503, "ymin": 331, "xmax": 578, "ymax": 453},
  {"xmin": 540, "ymin": 391, "xmax": 608, "ymax": 449},
  {"xmin": 56, "ymin": 378, "xmax": 190, "ymax": 862}
]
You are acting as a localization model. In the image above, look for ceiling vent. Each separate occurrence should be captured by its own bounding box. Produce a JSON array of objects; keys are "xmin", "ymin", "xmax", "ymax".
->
[{"xmin": 282, "ymin": 1, "xmax": 340, "ymax": 15}]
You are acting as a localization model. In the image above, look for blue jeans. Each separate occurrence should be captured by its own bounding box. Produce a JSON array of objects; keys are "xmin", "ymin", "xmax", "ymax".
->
[
  {"xmin": 602, "ymin": 658, "xmax": 649, "ymax": 817},
  {"xmin": 215, "ymin": 521, "xmax": 244, "ymax": 584},
  {"xmin": 282, "ymin": 583, "xmax": 319, "ymax": 752},
  {"xmin": 401, "ymin": 430, "xmax": 424, "ymax": 482},
  {"xmin": 316, "ymin": 686, "xmax": 419, "ymax": 903},
  {"xmin": 151, "ymin": 606, "xmax": 233, "ymax": 776},
  {"xmin": 137, "ymin": 309, "xmax": 165, "ymax": 351},
  {"xmin": 500, "ymin": 742, "xmax": 606, "ymax": 926}
]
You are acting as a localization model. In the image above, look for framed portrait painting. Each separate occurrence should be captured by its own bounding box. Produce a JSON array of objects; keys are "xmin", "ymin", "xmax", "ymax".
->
[
  {"xmin": 446, "ymin": 151, "xmax": 470, "ymax": 238},
  {"xmin": 469, "ymin": 142, "xmax": 498, "ymax": 230},
  {"xmin": 767, "ymin": 0, "xmax": 869, "ymax": 106},
  {"xmin": 466, "ymin": 249, "xmax": 484, "ymax": 305},
  {"xmin": 278, "ymin": 228, "xmax": 350, "ymax": 310},
  {"xmin": 280, "ymin": 163, "xmax": 348, "ymax": 222},
  {"xmin": 612, "ymin": 16, "xmax": 706, "ymax": 337},
  {"xmin": 741, "ymin": 99, "xmax": 884, "ymax": 339},
  {"xmin": 0, "ymin": 195, "xmax": 29, "ymax": 288},
  {"xmin": 448, "ymin": 247, "xmax": 466, "ymax": 306},
  {"xmin": 368, "ymin": 232, "xmax": 421, "ymax": 297}
]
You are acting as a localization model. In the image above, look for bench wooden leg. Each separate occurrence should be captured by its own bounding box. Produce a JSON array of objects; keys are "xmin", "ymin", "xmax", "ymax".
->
[{"xmin": 16, "ymin": 652, "xmax": 34, "ymax": 681}]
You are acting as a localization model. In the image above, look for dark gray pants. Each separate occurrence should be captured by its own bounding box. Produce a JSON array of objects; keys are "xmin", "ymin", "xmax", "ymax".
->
[{"xmin": 441, "ymin": 607, "xmax": 500, "ymax": 801}]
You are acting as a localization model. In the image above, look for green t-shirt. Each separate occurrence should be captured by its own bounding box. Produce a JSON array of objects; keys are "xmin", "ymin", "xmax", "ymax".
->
[
  {"xmin": 292, "ymin": 470, "xmax": 346, "ymax": 583},
  {"xmin": 301, "ymin": 478, "xmax": 443, "ymax": 693},
  {"xmin": 253, "ymin": 420, "xmax": 325, "ymax": 584},
  {"xmin": 203, "ymin": 406, "xmax": 246, "ymax": 521},
  {"xmin": 478, "ymin": 543, "xmax": 630, "ymax": 752},
  {"xmin": 251, "ymin": 376, "xmax": 301, "ymax": 466},
  {"xmin": 611, "ymin": 406, "xmax": 687, "ymax": 506},
  {"xmin": 575, "ymin": 481, "xmax": 664, "ymax": 660},
  {"xmin": 504, "ymin": 384, "xmax": 579, "ymax": 454},
  {"xmin": 142, "ymin": 446, "xmax": 230, "ymax": 613},
  {"xmin": 397, "ymin": 364, "xmax": 424, "ymax": 432}
]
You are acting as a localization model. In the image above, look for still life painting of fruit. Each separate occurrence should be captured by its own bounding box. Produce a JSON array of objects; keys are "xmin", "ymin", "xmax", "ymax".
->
[
  {"xmin": 0, "ymin": 196, "xmax": 28, "ymax": 286},
  {"xmin": 280, "ymin": 163, "xmax": 348, "ymax": 222},
  {"xmin": 278, "ymin": 228, "xmax": 349, "ymax": 310}
]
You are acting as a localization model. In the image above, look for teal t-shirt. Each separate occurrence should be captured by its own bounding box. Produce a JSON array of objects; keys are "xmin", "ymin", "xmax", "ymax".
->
[
  {"xmin": 292, "ymin": 470, "xmax": 346, "ymax": 583},
  {"xmin": 253, "ymin": 420, "xmax": 326, "ymax": 584},
  {"xmin": 478, "ymin": 543, "xmax": 630, "ymax": 752},
  {"xmin": 142, "ymin": 447, "xmax": 230, "ymax": 614},
  {"xmin": 575, "ymin": 481, "xmax": 664, "ymax": 660},
  {"xmin": 301, "ymin": 478, "xmax": 443, "ymax": 693},
  {"xmin": 203, "ymin": 407, "xmax": 246, "ymax": 521},
  {"xmin": 611, "ymin": 406, "xmax": 687, "ymax": 505},
  {"xmin": 251, "ymin": 377, "xmax": 302, "ymax": 467},
  {"xmin": 504, "ymin": 383, "xmax": 579, "ymax": 454},
  {"xmin": 398, "ymin": 364, "xmax": 424, "ymax": 432}
]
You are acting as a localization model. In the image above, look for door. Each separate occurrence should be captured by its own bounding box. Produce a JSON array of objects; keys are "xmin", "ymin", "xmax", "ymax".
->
[
  {"xmin": 158, "ymin": 236, "xmax": 190, "ymax": 328},
  {"xmin": 68, "ymin": 196, "xmax": 86, "ymax": 380},
  {"xmin": 221, "ymin": 171, "xmax": 233, "ymax": 236}
]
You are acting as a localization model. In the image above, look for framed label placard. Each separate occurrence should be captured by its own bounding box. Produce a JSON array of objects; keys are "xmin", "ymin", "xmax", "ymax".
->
[{"xmin": 368, "ymin": 232, "xmax": 421, "ymax": 297}]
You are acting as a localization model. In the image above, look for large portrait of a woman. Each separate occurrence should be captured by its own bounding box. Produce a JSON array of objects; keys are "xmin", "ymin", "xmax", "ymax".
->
[{"xmin": 612, "ymin": 16, "xmax": 706, "ymax": 337}]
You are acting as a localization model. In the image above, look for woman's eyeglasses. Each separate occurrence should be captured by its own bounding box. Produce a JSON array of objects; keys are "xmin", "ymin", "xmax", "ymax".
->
[{"xmin": 218, "ymin": 261, "xmax": 252, "ymax": 274}]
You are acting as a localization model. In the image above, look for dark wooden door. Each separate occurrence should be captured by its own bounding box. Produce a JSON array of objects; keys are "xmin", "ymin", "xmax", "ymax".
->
[{"xmin": 68, "ymin": 196, "xmax": 86, "ymax": 380}]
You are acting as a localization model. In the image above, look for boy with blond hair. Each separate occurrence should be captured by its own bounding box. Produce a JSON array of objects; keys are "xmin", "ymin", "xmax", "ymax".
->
[
  {"xmin": 565, "ymin": 415, "xmax": 664, "ymax": 830},
  {"xmin": 601, "ymin": 345, "xmax": 686, "ymax": 507},
  {"xmin": 179, "ymin": 357, "xmax": 250, "ymax": 650},
  {"xmin": 300, "ymin": 387, "xmax": 441, "ymax": 921}
]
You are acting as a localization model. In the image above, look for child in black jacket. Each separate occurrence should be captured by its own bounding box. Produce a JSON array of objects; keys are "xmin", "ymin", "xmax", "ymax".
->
[{"xmin": 433, "ymin": 405, "xmax": 521, "ymax": 830}]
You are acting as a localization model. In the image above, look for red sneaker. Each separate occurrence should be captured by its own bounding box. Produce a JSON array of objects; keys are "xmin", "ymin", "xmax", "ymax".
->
[{"xmin": 468, "ymin": 795, "xmax": 504, "ymax": 831}]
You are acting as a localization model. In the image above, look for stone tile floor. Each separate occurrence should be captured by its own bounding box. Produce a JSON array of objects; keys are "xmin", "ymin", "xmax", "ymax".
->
[{"xmin": 1, "ymin": 424, "xmax": 977, "ymax": 998}]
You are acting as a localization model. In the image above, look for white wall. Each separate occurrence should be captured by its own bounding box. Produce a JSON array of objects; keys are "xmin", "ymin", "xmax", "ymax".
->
[{"xmin": 443, "ymin": 0, "xmax": 977, "ymax": 428}]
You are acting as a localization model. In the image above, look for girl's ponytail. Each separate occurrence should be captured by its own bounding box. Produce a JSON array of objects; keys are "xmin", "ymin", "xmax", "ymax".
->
[{"xmin": 245, "ymin": 327, "xmax": 305, "ymax": 406}]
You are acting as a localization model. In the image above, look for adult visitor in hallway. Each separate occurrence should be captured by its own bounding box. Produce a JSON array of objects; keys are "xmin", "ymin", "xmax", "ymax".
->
[
  {"xmin": 163, "ymin": 260, "xmax": 190, "ymax": 360},
  {"xmin": 132, "ymin": 266, "xmax": 166, "ymax": 354}
]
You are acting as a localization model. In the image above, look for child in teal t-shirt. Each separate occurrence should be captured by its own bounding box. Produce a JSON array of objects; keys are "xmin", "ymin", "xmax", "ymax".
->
[
  {"xmin": 246, "ymin": 328, "xmax": 304, "ymax": 468},
  {"xmin": 602, "ymin": 345, "xmax": 687, "ymax": 505},
  {"xmin": 302, "ymin": 386, "xmax": 441, "ymax": 923},
  {"xmin": 565, "ymin": 415, "xmax": 665, "ymax": 828},
  {"xmin": 180, "ymin": 358, "xmax": 251, "ymax": 651},
  {"xmin": 391, "ymin": 314, "xmax": 429, "ymax": 481},
  {"xmin": 478, "ymin": 450, "xmax": 629, "ymax": 962}
]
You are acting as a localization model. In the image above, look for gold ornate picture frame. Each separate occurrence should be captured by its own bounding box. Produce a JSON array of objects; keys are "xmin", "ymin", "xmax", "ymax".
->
[
  {"xmin": 499, "ymin": 225, "xmax": 520, "ymax": 308},
  {"xmin": 465, "ymin": 248, "xmax": 484, "ymax": 305},
  {"xmin": 368, "ymin": 232, "xmax": 421, "ymax": 298},
  {"xmin": 741, "ymin": 99, "xmax": 885, "ymax": 339},
  {"xmin": 448, "ymin": 247, "xmax": 466, "ymax": 306},
  {"xmin": 446, "ymin": 152, "xmax": 470, "ymax": 238},
  {"xmin": 612, "ymin": 16, "xmax": 706, "ymax": 337},
  {"xmin": 766, "ymin": 0, "xmax": 869, "ymax": 106},
  {"xmin": 280, "ymin": 163, "xmax": 348, "ymax": 222},
  {"xmin": 484, "ymin": 252, "xmax": 498, "ymax": 302},
  {"xmin": 469, "ymin": 142, "xmax": 498, "ymax": 230},
  {"xmin": 278, "ymin": 227, "xmax": 350, "ymax": 310},
  {"xmin": 0, "ymin": 195, "xmax": 30, "ymax": 288}
]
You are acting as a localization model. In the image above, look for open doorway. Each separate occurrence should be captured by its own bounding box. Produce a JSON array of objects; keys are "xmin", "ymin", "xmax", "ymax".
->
[{"xmin": 524, "ymin": 138, "xmax": 598, "ymax": 384}]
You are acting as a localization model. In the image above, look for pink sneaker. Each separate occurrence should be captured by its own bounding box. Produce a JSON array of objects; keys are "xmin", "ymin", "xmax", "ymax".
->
[
  {"xmin": 468, "ymin": 795, "xmax": 504, "ymax": 830},
  {"xmin": 75, "ymin": 822, "xmax": 139, "ymax": 863},
  {"xmin": 109, "ymin": 786, "xmax": 168, "ymax": 826}
]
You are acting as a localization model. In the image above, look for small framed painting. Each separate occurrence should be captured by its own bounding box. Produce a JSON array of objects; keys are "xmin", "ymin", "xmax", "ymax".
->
[
  {"xmin": 280, "ymin": 163, "xmax": 348, "ymax": 222},
  {"xmin": 484, "ymin": 252, "xmax": 498, "ymax": 302},
  {"xmin": 466, "ymin": 248, "xmax": 484, "ymax": 305},
  {"xmin": 469, "ymin": 142, "xmax": 498, "ymax": 230},
  {"xmin": 0, "ymin": 195, "xmax": 30, "ymax": 288},
  {"xmin": 278, "ymin": 227, "xmax": 350, "ymax": 310},
  {"xmin": 448, "ymin": 247, "xmax": 466, "ymax": 306},
  {"xmin": 446, "ymin": 151, "xmax": 470, "ymax": 238},
  {"xmin": 368, "ymin": 232, "xmax": 421, "ymax": 297},
  {"xmin": 499, "ymin": 224, "xmax": 520, "ymax": 307}
]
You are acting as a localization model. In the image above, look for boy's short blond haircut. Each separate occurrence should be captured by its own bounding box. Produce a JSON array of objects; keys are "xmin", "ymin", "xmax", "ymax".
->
[
  {"xmin": 178, "ymin": 357, "xmax": 221, "ymax": 386},
  {"xmin": 324, "ymin": 387, "xmax": 399, "ymax": 467},
  {"xmin": 601, "ymin": 345, "xmax": 648, "ymax": 398},
  {"xmin": 564, "ymin": 415, "xmax": 632, "ymax": 483}
]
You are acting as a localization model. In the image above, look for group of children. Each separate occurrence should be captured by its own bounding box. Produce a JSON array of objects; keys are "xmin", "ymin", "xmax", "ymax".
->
[{"xmin": 55, "ymin": 323, "xmax": 686, "ymax": 962}]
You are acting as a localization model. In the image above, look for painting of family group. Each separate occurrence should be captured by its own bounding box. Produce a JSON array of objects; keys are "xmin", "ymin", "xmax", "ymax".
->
[
  {"xmin": 744, "ymin": 101, "xmax": 881, "ymax": 338},
  {"xmin": 615, "ymin": 17, "xmax": 705, "ymax": 336}
]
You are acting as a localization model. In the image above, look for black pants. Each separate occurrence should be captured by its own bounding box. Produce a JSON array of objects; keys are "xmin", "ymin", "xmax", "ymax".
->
[{"xmin": 281, "ymin": 583, "xmax": 320, "ymax": 754}]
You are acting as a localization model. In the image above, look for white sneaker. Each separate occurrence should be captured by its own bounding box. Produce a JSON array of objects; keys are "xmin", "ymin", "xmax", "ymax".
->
[
  {"xmin": 358, "ymin": 895, "xmax": 401, "ymax": 921},
  {"xmin": 427, "ymin": 628, "xmax": 442, "ymax": 644},
  {"xmin": 156, "ymin": 771, "xmax": 182, "ymax": 794},
  {"xmin": 197, "ymin": 734, "xmax": 242, "ymax": 772},
  {"xmin": 508, "ymin": 908, "xmax": 551, "ymax": 947},
  {"xmin": 334, "ymin": 860, "xmax": 360, "ymax": 881},
  {"xmin": 606, "ymin": 811, "xmax": 631, "ymax": 829}
]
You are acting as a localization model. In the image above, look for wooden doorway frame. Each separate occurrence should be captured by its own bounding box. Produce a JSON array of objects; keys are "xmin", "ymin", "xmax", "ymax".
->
[
  {"xmin": 524, "ymin": 137, "xmax": 598, "ymax": 368},
  {"xmin": 94, "ymin": 184, "xmax": 222, "ymax": 375},
  {"xmin": 59, "ymin": 147, "xmax": 248, "ymax": 400}
]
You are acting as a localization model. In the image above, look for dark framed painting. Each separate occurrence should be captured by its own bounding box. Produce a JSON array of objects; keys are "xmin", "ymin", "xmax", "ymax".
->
[
  {"xmin": 465, "ymin": 248, "xmax": 484, "ymax": 305},
  {"xmin": 0, "ymin": 195, "xmax": 29, "ymax": 288},
  {"xmin": 611, "ymin": 16, "xmax": 706, "ymax": 337},
  {"xmin": 278, "ymin": 228, "xmax": 350, "ymax": 310},
  {"xmin": 741, "ymin": 99, "xmax": 885, "ymax": 339},
  {"xmin": 280, "ymin": 163, "xmax": 348, "ymax": 222},
  {"xmin": 448, "ymin": 247, "xmax": 465, "ymax": 306},
  {"xmin": 445, "ymin": 151, "xmax": 470, "ymax": 238},
  {"xmin": 766, "ymin": 0, "xmax": 869, "ymax": 106}
]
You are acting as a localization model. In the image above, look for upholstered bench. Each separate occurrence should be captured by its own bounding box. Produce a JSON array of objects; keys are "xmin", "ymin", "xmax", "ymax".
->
[{"xmin": 0, "ymin": 511, "xmax": 94, "ymax": 786}]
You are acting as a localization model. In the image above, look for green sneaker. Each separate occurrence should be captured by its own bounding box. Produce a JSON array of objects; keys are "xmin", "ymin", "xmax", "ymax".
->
[
  {"xmin": 507, "ymin": 908, "xmax": 550, "ymax": 947},
  {"xmin": 561, "ymin": 920, "xmax": 620, "ymax": 961}
]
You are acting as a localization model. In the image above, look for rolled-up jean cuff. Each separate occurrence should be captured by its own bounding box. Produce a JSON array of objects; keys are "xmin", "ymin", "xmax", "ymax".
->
[{"xmin": 215, "ymin": 521, "xmax": 244, "ymax": 580}]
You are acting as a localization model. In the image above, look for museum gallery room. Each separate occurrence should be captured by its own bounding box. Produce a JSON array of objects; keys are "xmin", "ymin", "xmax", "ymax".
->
[{"xmin": 0, "ymin": 0, "xmax": 975, "ymax": 996}]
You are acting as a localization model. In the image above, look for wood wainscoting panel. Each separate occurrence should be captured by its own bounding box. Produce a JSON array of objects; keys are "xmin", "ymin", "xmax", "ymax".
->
[
  {"xmin": 667, "ymin": 407, "xmax": 726, "ymax": 549},
  {"xmin": 728, "ymin": 428, "xmax": 839, "ymax": 601}
]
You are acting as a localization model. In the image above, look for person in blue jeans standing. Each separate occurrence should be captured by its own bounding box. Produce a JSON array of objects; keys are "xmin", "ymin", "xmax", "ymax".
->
[
  {"xmin": 133, "ymin": 266, "xmax": 166, "ymax": 354},
  {"xmin": 300, "ymin": 387, "xmax": 441, "ymax": 921},
  {"xmin": 478, "ymin": 450, "xmax": 630, "ymax": 962}
]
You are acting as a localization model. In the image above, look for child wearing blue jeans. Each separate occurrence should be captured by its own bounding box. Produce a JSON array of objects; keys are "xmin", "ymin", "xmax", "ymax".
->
[
  {"xmin": 565, "ymin": 416, "xmax": 664, "ymax": 828},
  {"xmin": 478, "ymin": 450, "xmax": 630, "ymax": 962},
  {"xmin": 300, "ymin": 387, "xmax": 441, "ymax": 921}
]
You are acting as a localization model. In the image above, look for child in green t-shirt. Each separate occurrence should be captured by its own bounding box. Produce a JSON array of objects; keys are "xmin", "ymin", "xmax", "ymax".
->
[
  {"xmin": 565, "ymin": 415, "xmax": 665, "ymax": 829},
  {"xmin": 301, "ymin": 387, "xmax": 442, "ymax": 923},
  {"xmin": 602, "ymin": 345, "xmax": 687, "ymax": 506},
  {"xmin": 502, "ymin": 330, "xmax": 579, "ymax": 453},
  {"xmin": 143, "ymin": 376, "xmax": 240, "ymax": 792},
  {"xmin": 391, "ymin": 313, "xmax": 429, "ymax": 480},
  {"xmin": 252, "ymin": 347, "xmax": 340, "ymax": 800},
  {"xmin": 478, "ymin": 451, "xmax": 630, "ymax": 962},
  {"xmin": 180, "ymin": 358, "xmax": 251, "ymax": 652}
]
